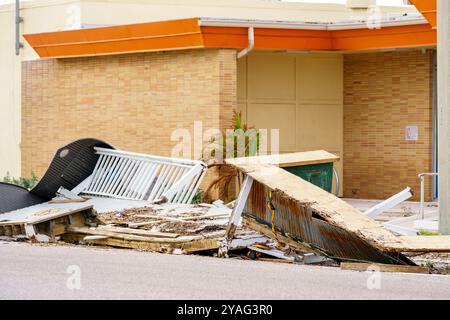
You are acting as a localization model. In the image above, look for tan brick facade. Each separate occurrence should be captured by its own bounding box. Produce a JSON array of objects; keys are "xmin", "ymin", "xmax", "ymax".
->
[
  {"xmin": 22, "ymin": 49, "xmax": 237, "ymax": 178},
  {"xmin": 344, "ymin": 50, "xmax": 434, "ymax": 200}
]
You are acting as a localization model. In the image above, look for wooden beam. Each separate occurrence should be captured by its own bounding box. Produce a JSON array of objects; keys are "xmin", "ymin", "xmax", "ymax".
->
[
  {"xmin": 96, "ymin": 226, "xmax": 179, "ymax": 238},
  {"xmin": 226, "ymin": 150, "xmax": 339, "ymax": 168},
  {"xmin": 341, "ymin": 262, "xmax": 430, "ymax": 274},
  {"xmin": 62, "ymin": 233, "xmax": 220, "ymax": 253},
  {"xmin": 66, "ymin": 226, "xmax": 203, "ymax": 243}
]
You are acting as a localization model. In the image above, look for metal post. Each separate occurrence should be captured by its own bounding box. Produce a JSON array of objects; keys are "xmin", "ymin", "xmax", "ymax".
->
[
  {"xmin": 438, "ymin": 0, "xmax": 450, "ymax": 234},
  {"xmin": 15, "ymin": 0, "xmax": 23, "ymax": 56},
  {"xmin": 418, "ymin": 173, "xmax": 439, "ymax": 220},
  {"xmin": 420, "ymin": 175, "xmax": 425, "ymax": 219}
]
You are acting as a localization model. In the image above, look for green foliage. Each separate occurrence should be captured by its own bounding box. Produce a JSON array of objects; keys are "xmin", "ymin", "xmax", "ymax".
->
[
  {"xmin": 191, "ymin": 190, "xmax": 204, "ymax": 204},
  {"xmin": 419, "ymin": 229, "xmax": 441, "ymax": 236},
  {"xmin": 208, "ymin": 111, "xmax": 260, "ymax": 160},
  {"xmin": 203, "ymin": 111, "xmax": 261, "ymax": 201},
  {"xmin": 2, "ymin": 172, "xmax": 39, "ymax": 190}
]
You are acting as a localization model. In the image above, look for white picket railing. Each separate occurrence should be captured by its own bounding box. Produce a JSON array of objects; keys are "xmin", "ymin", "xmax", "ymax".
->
[{"xmin": 78, "ymin": 147, "xmax": 207, "ymax": 204}]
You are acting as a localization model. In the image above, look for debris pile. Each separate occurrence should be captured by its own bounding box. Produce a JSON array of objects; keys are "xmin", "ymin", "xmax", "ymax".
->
[{"xmin": 1, "ymin": 138, "xmax": 450, "ymax": 272}]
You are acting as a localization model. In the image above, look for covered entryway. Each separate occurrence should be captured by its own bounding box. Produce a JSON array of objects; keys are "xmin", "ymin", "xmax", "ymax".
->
[{"xmin": 237, "ymin": 51, "xmax": 343, "ymax": 195}]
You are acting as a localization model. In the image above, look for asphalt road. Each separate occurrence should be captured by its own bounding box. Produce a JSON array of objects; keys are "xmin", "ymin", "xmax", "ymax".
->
[{"xmin": 1, "ymin": 241, "xmax": 450, "ymax": 300}]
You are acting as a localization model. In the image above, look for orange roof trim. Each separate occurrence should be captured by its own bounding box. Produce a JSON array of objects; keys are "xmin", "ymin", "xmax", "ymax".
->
[
  {"xmin": 410, "ymin": 0, "xmax": 437, "ymax": 29},
  {"xmin": 24, "ymin": 17, "xmax": 437, "ymax": 59}
]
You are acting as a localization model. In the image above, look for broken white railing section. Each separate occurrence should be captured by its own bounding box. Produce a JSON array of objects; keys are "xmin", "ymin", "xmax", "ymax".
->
[
  {"xmin": 219, "ymin": 175, "xmax": 253, "ymax": 257},
  {"xmin": 365, "ymin": 187, "xmax": 413, "ymax": 219},
  {"xmin": 78, "ymin": 147, "xmax": 207, "ymax": 204}
]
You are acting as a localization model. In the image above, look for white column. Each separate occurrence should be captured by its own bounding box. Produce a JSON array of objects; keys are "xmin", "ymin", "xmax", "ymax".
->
[{"xmin": 438, "ymin": 0, "xmax": 450, "ymax": 234}]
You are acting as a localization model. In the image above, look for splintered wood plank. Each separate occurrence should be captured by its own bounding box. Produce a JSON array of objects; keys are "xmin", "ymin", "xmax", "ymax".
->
[
  {"xmin": 62, "ymin": 233, "xmax": 219, "ymax": 253},
  {"xmin": 226, "ymin": 150, "xmax": 339, "ymax": 168},
  {"xmin": 257, "ymin": 258, "xmax": 294, "ymax": 264},
  {"xmin": 27, "ymin": 205, "xmax": 94, "ymax": 225},
  {"xmin": 226, "ymin": 161, "xmax": 409, "ymax": 252},
  {"xmin": 66, "ymin": 226, "xmax": 201, "ymax": 243},
  {"xmin": 128, "ymin": 221, "xmax": 164, "ymax": 228},
  {"xmin": 0, "ymin": 220, "xmax": 27, "ymax": 226},
  {"xmin": 97, "ymin": 226, "xmax": 179, "ymax": 238},
  {"xmin": 341, "ymin": 262, "xmax": 430, "ymax": 274}
]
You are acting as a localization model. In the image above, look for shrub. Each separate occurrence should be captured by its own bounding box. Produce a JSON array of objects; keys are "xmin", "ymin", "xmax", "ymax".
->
[{"xmin": 2, "ymin": 172, "xmax": 39, "ymax": 190}]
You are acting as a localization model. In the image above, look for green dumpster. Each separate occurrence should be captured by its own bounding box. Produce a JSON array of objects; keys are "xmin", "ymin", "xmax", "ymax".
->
[
  {"xmin": 283, "ymin": 162, "xmax": 334, "ymax": 193},
  {"xmin": 264, "ymin": 150, "xmax": 339, "ymax": 193}
]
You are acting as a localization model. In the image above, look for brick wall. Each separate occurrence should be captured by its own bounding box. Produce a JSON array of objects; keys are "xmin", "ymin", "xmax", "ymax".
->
[
  {"xmin": 344, "ymin": 50, "xmax": 434, "ymax": 200},
  {"xmin": 22, "ymin": 49, "xmax": 237, "ymax": 179}
]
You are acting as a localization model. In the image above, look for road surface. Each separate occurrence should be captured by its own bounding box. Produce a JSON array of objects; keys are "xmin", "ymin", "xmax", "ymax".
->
[{"xmin": 1, "ymin": 241, "xmax": 449, "ymax": 300}]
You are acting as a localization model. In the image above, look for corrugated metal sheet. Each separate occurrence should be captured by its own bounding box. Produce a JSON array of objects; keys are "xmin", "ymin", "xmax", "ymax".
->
[{"xmin": 244, "ymin": 180, "xmax": 414, "ymax": 265}]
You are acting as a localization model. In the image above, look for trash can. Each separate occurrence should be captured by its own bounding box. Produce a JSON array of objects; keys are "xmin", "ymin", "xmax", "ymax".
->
[{"xmin": 283, "ymin": 162, "xmax": 334, "ymax": 193}]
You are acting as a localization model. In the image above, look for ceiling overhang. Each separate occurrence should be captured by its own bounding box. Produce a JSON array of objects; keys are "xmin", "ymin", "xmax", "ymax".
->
[{"xmin": 23, "ymin": 17, "xmax": 437, "ymax": 59}]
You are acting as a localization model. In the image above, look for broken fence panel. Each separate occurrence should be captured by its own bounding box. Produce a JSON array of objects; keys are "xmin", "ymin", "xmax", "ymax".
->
[{"xmin": 79, "ymin": 147, "xmax": 207, "ymax": 204}]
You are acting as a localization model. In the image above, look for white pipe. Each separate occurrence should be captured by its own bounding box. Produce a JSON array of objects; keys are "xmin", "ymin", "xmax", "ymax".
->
[
  {"xmin": 237, "ymin": 26, "xmax": 254, "ymax": 59},
  {"xmin": 365, "ymin": 187, "xmax": 413, "ymax": 218},
  {"xmin": 333, "ymin": 167, "xmax": 340, "ymax": 196},
  {"xmin": 383, "ymin": 223, "xmax": 419, "ymax": 236}
]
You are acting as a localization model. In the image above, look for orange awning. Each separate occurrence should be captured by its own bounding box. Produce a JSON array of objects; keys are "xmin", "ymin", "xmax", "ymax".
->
[
  {"xmin": 410, "ymin": 0, "xmax": 437, "ymax": 29},
  {"xmin": 24, "ymin": 17, "xmax": 436, "ymax": 59}
]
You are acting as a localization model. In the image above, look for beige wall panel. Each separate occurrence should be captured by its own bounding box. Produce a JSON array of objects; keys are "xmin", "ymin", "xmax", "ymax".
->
[
  {"xmin": 237, "ymin": 56, "xmax": 247, "ymax": 102},
  {"xmin": 247, "ymin": 103, "xmax": 297, "ymax": 152},
  {"xmin": 247, "ymin": 54, "xmax": 296, "ymax": 101},
  {"xmin": 297, "ymin": 55, "xmax": 343, "ymax": 103},
  {"xmin": 296, "ymin": 106, "xmax": 342, "ymax": 151},
  {"xmin": 237, "ymin": 103, "xmax": 248, "ymax": 124},
  {"xmin": 239, "ymin": 51, "xmax": 343, "ymax": 195}
]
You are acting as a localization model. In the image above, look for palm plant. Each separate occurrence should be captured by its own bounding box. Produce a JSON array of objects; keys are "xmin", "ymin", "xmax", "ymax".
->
[{"xmin": 202, "ymin": 111, "xmax": 260, "ymax": 201}]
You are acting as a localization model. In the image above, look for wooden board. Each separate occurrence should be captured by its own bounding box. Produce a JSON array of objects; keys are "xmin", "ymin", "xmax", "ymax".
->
[
  {"xmin": 96, "ymin": 226, "xmax": 179, "ymax": 238},
  {"xmin": 341, "ymin": 262, "xmax": 430, "ymax": 274},
  {"xmin": 27, "ymin": 205, "xmax": 94, "ymax": 225},
  {"xmin": 392, "ymin": 236, "xmax": 450, "ymax": 252},
  {"xmin": 0, "ymin": 207, "xmax": 92, "ymax": 239},
  {"xmin": 66, "ymin": 226, "xmax": 204, "ymax": 243},
  {"xmin": 62, "ymin": 233, "xmax": 220, "ymax": 253},
  {"xmin": 226, "ymin": 150, "xmax": 339, "ymax": 168}
]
